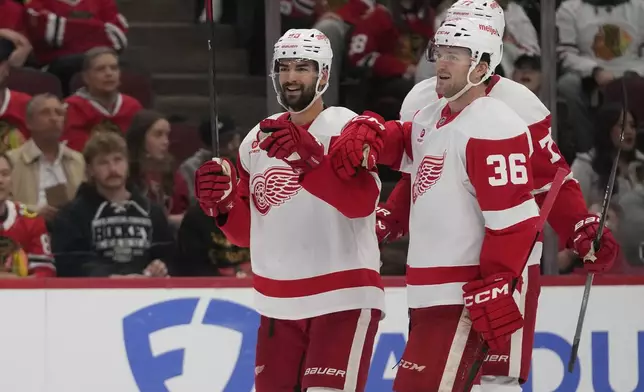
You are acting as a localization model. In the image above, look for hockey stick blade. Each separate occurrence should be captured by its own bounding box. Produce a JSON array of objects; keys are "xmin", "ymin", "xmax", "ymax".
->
[
  {"xmin": 462, "ymin": 167, "xmax": 568, "ymax": 391},
  {"xmin": 567, "ymin": 78, "xmax": 628, "ymax": 373}
]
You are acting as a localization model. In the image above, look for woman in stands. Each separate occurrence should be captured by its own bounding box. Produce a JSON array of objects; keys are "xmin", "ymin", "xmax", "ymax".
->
[
  {"xmin": 125, "ymin": 109, "xmax": 183, "ymax": 227},
  {"xmin": 571, "ymin": 102, "xmax": 643, "ymax": 205}
]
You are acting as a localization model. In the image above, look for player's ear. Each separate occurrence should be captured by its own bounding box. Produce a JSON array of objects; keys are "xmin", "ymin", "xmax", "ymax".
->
[{"xmin": 474, "ymin": 61, "xmax": 489, "ymax": 82}]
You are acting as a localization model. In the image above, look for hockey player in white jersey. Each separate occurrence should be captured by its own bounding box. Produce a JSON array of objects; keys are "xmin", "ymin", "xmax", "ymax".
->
[
  {"xmin": 194, "ymin": 29, "xmax": 384, "ymax": 392},
  {"xmin": 333, "ymin": 1, "xmax": 619, "ymax": 391},
  {"xmin": 333, "ymin": 17, "xmax": 541, "ymax": 391}
]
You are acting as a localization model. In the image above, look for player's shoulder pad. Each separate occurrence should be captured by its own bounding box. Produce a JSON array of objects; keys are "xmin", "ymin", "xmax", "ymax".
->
[
  {"xmin": 489, "ymin": 77, "xmax": 550, "ymax": 125},
  {"xmin": 311, "ymin": 106, "xmax": 357, "ymax": 137},
  {"xmin": 400, "ymin": 77, "xmax": 439, "ymax": 121},
  {"xmin": 461, "ymin": 97, "xmax": 531, "ymax": 141},
  {"xmin": 16, "ymin": 203, "xmax": 38, "ymax": 219}
]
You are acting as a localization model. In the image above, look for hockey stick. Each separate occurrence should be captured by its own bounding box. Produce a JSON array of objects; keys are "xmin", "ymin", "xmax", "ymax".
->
[
  {"xmin": 462, "ymin": 167, "xmax": 569, "ymax": 391},
  {"xmin": 205, "ymin": 0, "xmax": 220, "ymax": 157},
  {"xmin": 567, "ymin": 78, "xmax": 628, "ymax": 373}
]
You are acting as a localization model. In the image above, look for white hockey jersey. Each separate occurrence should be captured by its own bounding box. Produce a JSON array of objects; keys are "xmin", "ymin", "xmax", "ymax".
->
[
  {"xmin": 383, "ymin": 97, "xmax": 540, "ymax": 308},
  {"xmin": 401, "ymin": 75, "xmax": 587, "ymax": 246},
  {"xmin": 226, "ymin": 107, "xmax": 384, "ymax": 320}
]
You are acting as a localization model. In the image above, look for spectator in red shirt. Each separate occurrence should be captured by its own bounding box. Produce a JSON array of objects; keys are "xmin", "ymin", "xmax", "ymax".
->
[
  {"xmin": 346, "ymin": 0, "xmax": 434, "ymax": 119},
  {"xmin": 62, "ymin": 47, "xmax": 142, "ymax": 152},
  {"xmin": 0, "ymin": 38, "xmax": 29, "ymax": 151},
  {"xmin": 25, "ymin": 0, "xmax": 128, "ymax": 95},
  {"xmin": 0, "ymin": 152, "xmax": 55, "ymax": 278}
]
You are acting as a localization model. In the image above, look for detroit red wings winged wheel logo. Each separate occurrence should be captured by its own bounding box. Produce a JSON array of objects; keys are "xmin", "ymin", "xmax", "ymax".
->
[
  {"xmin": 251, "ymin": 167, "xmax": 302, "ymax": 215},
  {"xmin": 412, "ymin": 152, "xmax": 447, "ymax": 203}
]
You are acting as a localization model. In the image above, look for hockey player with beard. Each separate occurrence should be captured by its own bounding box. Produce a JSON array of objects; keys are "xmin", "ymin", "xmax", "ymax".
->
[
  {"xmin": 336, "ymin": 1, "xmax": 619, "ymax": 391},
  {"xmin": 194, "ymin": 29, "xmax": 384, "ymax": 392},
  {"xmin": 333, "ymin": 17, "xmax": 547, "ymax": 391}
]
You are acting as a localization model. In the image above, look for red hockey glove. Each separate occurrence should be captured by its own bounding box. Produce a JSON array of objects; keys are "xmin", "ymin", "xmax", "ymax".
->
[
  {"xmin": 569, "ymin": 215, "xmax": 618, "ymax": 273},
  {"xmin": 463, "ymin": 273, "xmax": 524, "ymax": 351},
  {"xmin": 330, "ymin": 111, "xmax": 385, "ymax": 180},
  {"xmin": 195, "ymin": 158, "xmax": 238, "ymax": 217},
  {"xmin": 258, "ymin": 119, "xmax": 324, "ymax": 174},
  {"xmin": 375, "ymin": 205, "xmax": 405, "ymax": 244}
]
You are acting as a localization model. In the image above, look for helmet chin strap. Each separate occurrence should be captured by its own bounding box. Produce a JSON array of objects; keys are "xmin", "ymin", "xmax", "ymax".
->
[{"xmin": 444, "ymin": 62, "xmax": 487, "ymax": 103}]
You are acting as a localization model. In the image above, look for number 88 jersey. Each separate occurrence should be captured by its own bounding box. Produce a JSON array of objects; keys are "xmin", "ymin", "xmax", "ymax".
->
[{"xmin": 396, "ymin": 95, "xmax": 539, "ymax": 310}]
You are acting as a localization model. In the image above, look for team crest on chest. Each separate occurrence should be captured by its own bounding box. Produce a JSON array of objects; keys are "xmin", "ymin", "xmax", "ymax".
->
[
  {"xmin": 251, "ymin": 167, "xmax": 302, "ymax": 215},
  {"xmin": 412, "ymin": 151, "xmax": 446, "ymax": 203}
]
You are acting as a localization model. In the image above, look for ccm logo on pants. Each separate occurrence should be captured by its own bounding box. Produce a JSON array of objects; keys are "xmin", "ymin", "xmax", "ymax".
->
[
  {"xmin": 399, "ymin": 360, "xmax": 426, "ymax": 372},
  {"xmin": 304, "ymin": 368, "xmax": 346, "ymax": 377},
  {"xmin": 463, "ymin": 284, "xmax": 509, "ymax": 306}
]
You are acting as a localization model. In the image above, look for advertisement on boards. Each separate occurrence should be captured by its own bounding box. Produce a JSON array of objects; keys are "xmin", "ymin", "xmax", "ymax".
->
[{"xmin": 0, "ymin": 285, "xmax": 642, "ymax": 392}]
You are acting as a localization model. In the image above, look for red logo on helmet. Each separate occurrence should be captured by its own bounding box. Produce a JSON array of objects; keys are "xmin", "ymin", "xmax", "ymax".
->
[
  {"xmin": 251, "ymin": 167, "xmax": 302, "ymax": 215},
  {"xmin": 479, "ymin": 24, "xmax": 500, "ymax": 36}
]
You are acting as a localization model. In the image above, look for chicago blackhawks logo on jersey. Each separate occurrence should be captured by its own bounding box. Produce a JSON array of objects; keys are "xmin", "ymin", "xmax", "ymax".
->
[
  {"xmin": 251, "ymin": 167, "xmax": 301, "ymax": 215},
  {"xmin": 412, "ymin": 152, "xmax": 446, "ymax": 203}
]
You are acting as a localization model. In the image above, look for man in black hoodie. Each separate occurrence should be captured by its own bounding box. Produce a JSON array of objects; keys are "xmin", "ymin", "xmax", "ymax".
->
[{"xmin": 51, "ymin": 131, "xmax": 174, "ymax": 277}]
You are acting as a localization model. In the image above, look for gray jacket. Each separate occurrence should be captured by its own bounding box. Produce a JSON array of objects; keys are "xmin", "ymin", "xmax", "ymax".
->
[{"xmin": 570, "ymin": 149, "xmax": 644, "ymax": 205}]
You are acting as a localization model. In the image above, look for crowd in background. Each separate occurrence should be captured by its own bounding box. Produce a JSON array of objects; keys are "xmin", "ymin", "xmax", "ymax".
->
[{"xmin": 0, "ymin": 0, "xmax": 642, "ymax": 279}]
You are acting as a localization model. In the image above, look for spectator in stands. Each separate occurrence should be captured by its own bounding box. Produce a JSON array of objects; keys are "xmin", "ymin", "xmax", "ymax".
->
[
  {"xmin": 346, "ymin": 0, "xmax": 434, "ymax": 119},
  {"xmin": 556, "ymin": 0, "xmax": 644, "ymax": 153},
  {"xmin": 0, "ymin": 153, "xmax": 55, "ymax": 278},
  {"xmin": 25, "ymin": 0, "xmax": 129, "ymax": 96},
  {"xmin": 174, "ymin": 203, "xmax": 251, "ymax": 277},
  {"xmin": 62, "ymin": 47, "xmax": 142, "ymax": 152},
  {"xmin": 314, "ymin": 0, "xmax": 376, "ymax": 105},
  {"xmin": 124, "ymin": 109, "xmax": 183, "ymax": 227},
  {"xmin": 618, "ymin": 162, "xmax": 644, "ymax": 268},
  {"xmin": 7, "ymin": 94, "xmax": 84, "ymax": 222},
  {"xmin": 512, "ymin": 54, "xmax": 542, "ymax": 95},
  {"xmin": 0, "ymin": 28, "xmax": 32, "ymax": 68},
  {"xmin": 51, "ymin": 132, "xmax": 173, "ymax": 277},
  {"xmin": 0, "ymin": 38, "xmax": 28, "ymax": 152},
  {"xmin": 174, "ymin": 115, "xmax": 238, "ymax": 211},
  {"xmin": 571, "ymin": 102, "xmax": 643, "ymax": 205}
]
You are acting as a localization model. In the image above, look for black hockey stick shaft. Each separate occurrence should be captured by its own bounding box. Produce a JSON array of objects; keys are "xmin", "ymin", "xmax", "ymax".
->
[
  {"xmin": 567, "ymin": 78, "xmax": 628, "ymax": 373},
  {"xmin": 462, "ymin": 168, "xmax": 568, "ymax": 391},
  {"xmin": 205, "ymin": 0, "xmax": 220, "ymax": 157}
]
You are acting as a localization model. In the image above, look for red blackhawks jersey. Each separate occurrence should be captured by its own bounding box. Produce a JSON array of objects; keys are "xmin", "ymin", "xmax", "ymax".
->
[
  {"xmin": 218, "ymin": 107, "xmax": 384, "ymax": 320},
  {"xmin": 0, "ymin": 200, "xmax": 55, "ymax": 277},
  {"xmin": 62, "ymin": 89, "xmax": 142, "ymax": 152},
  {"xmin": 347, "ymin": 5, "xmax": 433, "ymax": 78},
  {"xmin": 0, "ymin": 89, "xmax": 30, "ymax": 151},
  {"xmin": 400, "ymin": 75, "xmax": 588, "ymax": 245},
  {"xmin": 0, "ymin": 0, "xmax": 27, "ymax": 32},
  {"xmin": 380, "ymin": 97, "xmax": 539, "ymax": 309},
  {"xmin": 25, "ymin": 0, "xmax": 128, "ymax": 65}
]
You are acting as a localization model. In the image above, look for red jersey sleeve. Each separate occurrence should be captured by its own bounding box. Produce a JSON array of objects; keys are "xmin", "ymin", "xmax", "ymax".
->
[
  {"xmin": 24, "ymin": 214, "xmax": 55, "ymax": 277},
  {"xmin": 465, "ymin": 132, "xmax": 539, "ymax": 278},
  {"xmin": 0, "ymin": 0, "xmax": 27, "ymax": 33},
  {"xmin": 299, "ymin": 152, "xmax": 380, "ymax": 219},
  {"xmin": 528, "ymin": 116, "xmax": 588, "ymax": 245},
  {"xmin": 217, "ymin": 154, "xmax": 251, "ymax": 248},
  {"xmin": 346, "ymin": 7, "xmax": 408, "ymax": 78},
  {"xmin": 27, "ymin": 0, "xmax": 128, "ymax": 51}
]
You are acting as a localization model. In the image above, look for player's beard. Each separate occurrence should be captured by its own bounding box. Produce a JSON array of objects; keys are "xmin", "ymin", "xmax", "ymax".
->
[{"xmin": 280, "ymin": 82, "xmax": 317, "ymax": 112}]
